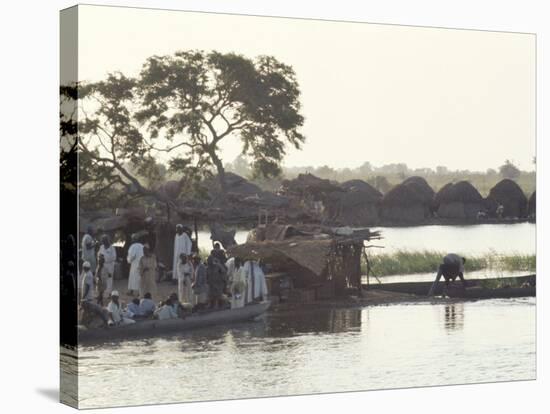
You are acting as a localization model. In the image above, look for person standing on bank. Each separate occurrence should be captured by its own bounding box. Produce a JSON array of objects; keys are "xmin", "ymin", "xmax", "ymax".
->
[
  {"xmin": 428, "ymin": 253, "xmax": 467, "ymax": 296},
  {"xmin": 127, "ymin": 234, "xmax": 144, "ymax": 296},
  {"xmin": 177, "ymin": 254, "xmax": 194, "ymax": 305},
  {"xmin": 139, "ymin": 244, "xmax": 158, "ymax": 299},
  {"xmin": 192, "ymin": 255, "xmax": 209, "ymax": 310},
  {"xmin": 81, "ymin": 227, "xmax": 97, "ymax": 277},
  {"xmin": 172, "ymin": 224, "xmax": 192, "ymax": 282},
  {"xmin": 97, "ymin": 235, "xmax": 116, "ymax": 297}
]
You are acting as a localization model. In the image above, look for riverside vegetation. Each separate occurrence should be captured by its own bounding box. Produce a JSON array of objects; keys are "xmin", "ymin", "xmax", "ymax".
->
[{"xmin": 364, "ymin": 250, "xmax": 535, "ymax": 277}]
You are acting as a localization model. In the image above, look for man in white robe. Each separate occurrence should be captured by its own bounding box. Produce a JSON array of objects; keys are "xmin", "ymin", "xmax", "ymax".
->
[
  {"xmin": 242, "ymin": 260, "xmax": 268, "ymax": 304},
  {"xmin": 228, "ymin": 257, "xmax": 246, "ymax": 309},
  {"xmin": 107, "ymin": 291, "xmax": 135, "ymax": 326},
  {"xmin": 172, "ymin": 224, "xmax": 192, "ymax": 281},
  {"xmin": 98, "ymin": 235, "xmax": 116, "ymax": 295},
  {"xmin": 127, "ymin": 235, "xmax": 144, "ymax": 295},
  {"xmin": 177, "ymin": 254, "xmax": 195, "ymax": 305},
  {"xmin": 81, "ymin": 227, "xmax": 96, "ymax": 276}
]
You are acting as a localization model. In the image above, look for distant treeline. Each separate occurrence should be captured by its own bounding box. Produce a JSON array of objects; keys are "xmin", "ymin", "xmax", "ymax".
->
[{"xmin": 225, "ymin": 156, "xmax": 535, "ymax": 196}]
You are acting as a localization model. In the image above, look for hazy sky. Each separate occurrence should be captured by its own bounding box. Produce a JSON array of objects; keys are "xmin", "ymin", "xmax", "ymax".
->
[{"xmin": 77, "ymin": 5, "xmax": 536, "ymax": 172}]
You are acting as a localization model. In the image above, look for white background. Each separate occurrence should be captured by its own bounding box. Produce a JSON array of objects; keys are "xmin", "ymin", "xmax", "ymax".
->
[{"xmin": 0, "ymin": 0, "xmax": 547, "ymax": 413}]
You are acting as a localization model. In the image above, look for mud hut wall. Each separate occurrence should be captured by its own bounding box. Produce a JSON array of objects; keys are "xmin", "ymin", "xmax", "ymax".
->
[
  {"xmin": 437, "ymin": 201, "xmax": 483, "ymax": 219},
  {"xmin": 381, "ymin": 205, "xmax": 425, "ymax": 223}
]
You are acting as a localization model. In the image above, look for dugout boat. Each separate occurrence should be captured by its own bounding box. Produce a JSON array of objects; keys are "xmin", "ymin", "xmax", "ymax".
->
[
  {"xmin": 78, "ymin": 301, "xmax": 270, "ymax": 344},
  {"xmin": 365, "ymin": 274, "xmax": 536, "ymax": 299}
]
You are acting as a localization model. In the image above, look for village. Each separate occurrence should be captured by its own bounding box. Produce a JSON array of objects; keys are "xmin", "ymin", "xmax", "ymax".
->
[{"xmin": 66, "ymin": 167, "xmax": 537, "ymax": 343}]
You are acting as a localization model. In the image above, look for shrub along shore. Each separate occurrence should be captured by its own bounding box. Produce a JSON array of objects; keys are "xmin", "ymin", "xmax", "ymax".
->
[{"xmin": 363, "ymin": 250, "xmax": 535, "ymax": 277}]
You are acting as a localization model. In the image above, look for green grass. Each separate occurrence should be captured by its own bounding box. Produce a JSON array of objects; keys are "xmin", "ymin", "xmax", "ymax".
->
[{"xmin": 363, "ymin": 250, "xmax": 535, "ymax": 277}]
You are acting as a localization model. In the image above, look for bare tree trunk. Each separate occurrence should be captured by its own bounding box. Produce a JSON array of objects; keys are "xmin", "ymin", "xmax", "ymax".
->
[{"xmin": 210, "ymin": 151, "xmax": 228, "ymax": 197}]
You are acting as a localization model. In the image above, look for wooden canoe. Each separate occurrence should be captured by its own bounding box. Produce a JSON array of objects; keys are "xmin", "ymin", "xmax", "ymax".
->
[
  {"xmin": 364, "ymin": 274, "xmax": 535, "ymax": 299},
  {"xmin": 78, "ymin": 301, "xmax": 271, "ymax": 344}
]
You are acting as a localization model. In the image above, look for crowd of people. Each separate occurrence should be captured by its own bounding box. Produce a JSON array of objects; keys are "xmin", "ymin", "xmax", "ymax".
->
[{"xmin": 79, "ymin": 224, "xmax": 268, "ymax": 328}]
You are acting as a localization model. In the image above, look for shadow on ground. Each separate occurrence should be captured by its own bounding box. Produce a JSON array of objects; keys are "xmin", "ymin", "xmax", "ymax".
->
[{"xmin": 36, "ymin": 388, "xmax": 58, "ymax": 402}]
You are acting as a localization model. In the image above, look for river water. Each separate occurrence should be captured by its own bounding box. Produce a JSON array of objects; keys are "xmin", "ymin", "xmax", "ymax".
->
[
  {"xmin": 76, "ymin": 297, "xmax": 535, "ymax": 408},
  {"xmin": 198, "ymin": 223, "xmax": 535, "ymax": 255},
  {"xmin": 75, "ymin": 223, "xmax": 536, "ymax": 408}
]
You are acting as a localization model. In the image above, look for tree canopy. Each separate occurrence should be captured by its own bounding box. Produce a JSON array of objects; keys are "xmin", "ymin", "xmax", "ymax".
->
[
  {"xmin": 74, "ymin": 50, "xmax": 305, "ymax": 209},
  {"xmin": 136, "ymin": 50, "xmax": 305, "ymax": 193}
]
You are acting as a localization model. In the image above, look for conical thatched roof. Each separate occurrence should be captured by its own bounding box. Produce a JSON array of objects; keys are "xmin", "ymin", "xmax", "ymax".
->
[
  {"xmin": 341, "ymin": 179, "xmax": 383, "ymax": 201},
  {"xmin": 381, "ymin": 182, "xmax": 427, "ymax": 206},
  {"xmin": 402, "ymin": 176, "xmax": 435, "ymax": 203},
  {"xmin": 435, "ymin": 181, "xmax": 483, "ymax": 204},
  {"xmin": 486, "ymin": 179, "xmax": 528, "ymax": 218},
  {"xmin": 281, "ymin": 173, "xmax": 343, "ymax": 196}
]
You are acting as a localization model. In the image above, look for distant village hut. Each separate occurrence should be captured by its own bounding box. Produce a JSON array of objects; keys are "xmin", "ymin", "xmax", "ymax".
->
[
  {"xmin": 380, "ymin": 176, "xmax": 434, "ymax": 223},
  {"xmin": 338, "ymin": 180, "xmax": 383, "ymax": 226},
  {"xmin": 485, "ymin": 179, "xmax": 528, "ymax": 218},
  {"xmin": 434, "ymin": 181, "xmax": 484, "ymax": 219},
  {"xmin": 280, "ymin": 173, "xmax": 344, "ymax": 222}
]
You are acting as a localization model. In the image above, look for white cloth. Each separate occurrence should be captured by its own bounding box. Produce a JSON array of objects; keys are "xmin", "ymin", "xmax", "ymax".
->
[
  {"xmin": 98, "ymin": 245, "xmax": 117, "ymax": 276},
  {"xmin": 127, "ymin": 242, "xmax": 144, "ymax": 291},
  {"xmin": 242, "ymin": 261, "xmax": 268, "ymax": 303},
  {"xmin": 156, "ymin": 304, "xmax": 178, "ymax": 320},
  {"xmin": 172, "ymin": 233, "xmax": 192, "ymax": 280},
  {"xmin": 226, "ymin": 257, "xmax": 236, "ymax": 285},
  {"xmin": 81, "ymin": 270, "xmax": 94, "ymax": 302},
  {"xmin": 81, "ymin": 234, "xmax": 96, "ymax": 269},
  {"xmin": 96, "ymin": 266, "xmax": 113, "ymax": 296},
  {"xmin": 106, "ymin": 301, "xmax": 135, "ymax": 325},
  {"xmin": 177, "ymin": 262, "xmax": 194, "ymax": 304},
  {"xmin": 230, "ymin": 266, "xmax": 247, "ymax": 309}
]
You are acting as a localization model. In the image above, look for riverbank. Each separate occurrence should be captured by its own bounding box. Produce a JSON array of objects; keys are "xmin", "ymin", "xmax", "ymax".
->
[{"xmin": 364, "ymin": 250, "xmax": 535, "ymax": 276}]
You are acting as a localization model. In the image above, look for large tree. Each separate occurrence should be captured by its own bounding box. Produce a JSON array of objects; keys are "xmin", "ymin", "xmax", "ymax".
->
[
  {"xmin": 136, "ymin": 50, "xmax": 305, "ymax": 195},
  {"xmin": 76, "ymin": 73, "xmax": 209, "ymax": 211}
]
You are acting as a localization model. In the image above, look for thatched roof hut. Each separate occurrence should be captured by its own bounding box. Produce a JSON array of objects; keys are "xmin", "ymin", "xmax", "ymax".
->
[
  {"xmin": 528, "ymin": 191, "xmax": 536, "ymax": 219},
  {"xmin": 279, "ymin": 174, "xmax": 344, "ymax": 222},
  {"xmin": 281, "ymin": 173, "xmax": 343, "ymax": 196},
  {"xmin": 486, "ymin": 179, "xmax": 528, "ymax": 218},
  {"xmin": 434, "ymin": 181, "xmax": 484, "ymax": 219},
  {"xmin": 380, "ymin": 177, "xmax": 434, "ymax": 223},
  {"xmin": 402, "ymin": 176, "xmax": 435, "ymax": 204},
  {"xmin": 337, "ymin": 180, "xmax": 382, "ymax": 226}
]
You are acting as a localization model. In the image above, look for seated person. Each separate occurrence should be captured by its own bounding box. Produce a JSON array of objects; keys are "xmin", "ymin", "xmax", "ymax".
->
[
  {"xmin": 139, "ymin": 292, "xmax": 157, "ymax": 317},
  {"xmin": 107, "ymin": 291, "xmax": 136, "ymax": 326},
  {"xmin": 155, "ymin": 297, "xmax": 179, "ymax": 320},
  {"xmin": 125, "ymin": 298, "xmax": 143, "ymax": 319}
]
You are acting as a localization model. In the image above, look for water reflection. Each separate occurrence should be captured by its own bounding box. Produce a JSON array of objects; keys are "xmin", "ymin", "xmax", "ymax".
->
[
  {"xmin": 443, "ymin": 304, "xmax": 464, "ymax": 331},
  {"xmin": 77, "ymin": 299, "xmax": 535, "ymax": 409},
  {"xmin": 266, "ymin": 308, "xmax": 362, "ymax": 337}
]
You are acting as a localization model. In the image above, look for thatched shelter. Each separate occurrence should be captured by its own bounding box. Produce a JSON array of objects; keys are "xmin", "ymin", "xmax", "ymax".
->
[
  {"xmin": 380, "ymin": 177, "xmax": 434, "ymax": 223},
  {"xmin": 486, "ymin": 179, "xmax": 528, "ymax": 218},
  {"xmin": 528, "ymin": 191, "xmax": 536, "ymax": 219},
  {"xmin": 434, "ymin": 181, "xmax": 484, "ymax": 219},
  {"xmin": 337, "ymin": 180, "xmax": 382, "ymax": 226},
  {"xmin": 229, "ymin": 225, "xmax": 380, "ymax": 297}
]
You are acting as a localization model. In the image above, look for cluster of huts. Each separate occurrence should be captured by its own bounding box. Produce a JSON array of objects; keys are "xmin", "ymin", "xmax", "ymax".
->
[{"xmin": 278, "ymin": 174, "xmax": 535, "ymax": 225}]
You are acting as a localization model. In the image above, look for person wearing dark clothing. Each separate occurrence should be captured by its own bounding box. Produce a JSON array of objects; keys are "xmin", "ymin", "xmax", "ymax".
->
[
  {"xmin": 206, "ymin": 257, "xmax": 227, "ymax": 309},
  {"xmin": 428, "ymin": 253, "xmax": 467, "ymax": 296}
]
